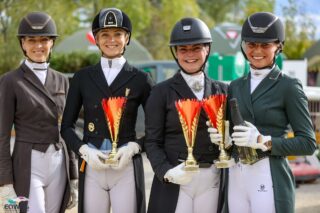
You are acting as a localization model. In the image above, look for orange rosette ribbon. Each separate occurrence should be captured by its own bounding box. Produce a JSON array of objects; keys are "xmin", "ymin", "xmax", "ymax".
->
[
  {"xmin": 175, "ymin": 99, "xmax": 202, "ymax": 147},
  {"xmin": 101, "ymin": 97, "xmax": 127, "ymax": 143},
  {"xmin": 175, "ymin": 99, "xmax": 202, "ymax": 171},
  {"xmin": 202, "ymin": 94, "xmax": 236, "ymax": 168},
  {"xmin": 202, "ymin": 94, "xmax": 227, "ymax": 134}
]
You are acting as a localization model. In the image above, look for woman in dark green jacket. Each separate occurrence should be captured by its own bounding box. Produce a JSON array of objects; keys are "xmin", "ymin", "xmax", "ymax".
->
[{"xmin": 209, "ymin": 12, "xmax": 317, "ymax": 213}]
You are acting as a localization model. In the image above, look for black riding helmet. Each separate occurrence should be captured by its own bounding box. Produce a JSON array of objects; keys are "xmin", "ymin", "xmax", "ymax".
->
[
  {"xmin": 92, "ymin": 8, "xmax": 132, "ymax": 45},
  {"xmin": 17, "ymin": 12, "xmax": 58, "ymax": 38},
  {"xmin": 17, "ymin": 12, "xmax": 58, "ymax": 62},
  {"xmin": 241, "ymin": 12, "xmax": 284, "ymax": 43},
  {"xmin": 241, "ymin": 12, "xmax": 285, "ymax": 69},
  {"xmin": 169, "ymin": 17, "xmax": 212, "ymax": 75}
]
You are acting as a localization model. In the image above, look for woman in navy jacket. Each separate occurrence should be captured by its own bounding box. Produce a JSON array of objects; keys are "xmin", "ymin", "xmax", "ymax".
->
[{"xmin": 61, "ymin": 8, "xmax": 153, "ymax": 213}]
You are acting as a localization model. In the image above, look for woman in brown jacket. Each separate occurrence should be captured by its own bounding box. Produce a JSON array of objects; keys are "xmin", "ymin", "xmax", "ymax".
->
[{"xmin": 0, "ymin": 12, "xmax": 78, "ymax": 213}]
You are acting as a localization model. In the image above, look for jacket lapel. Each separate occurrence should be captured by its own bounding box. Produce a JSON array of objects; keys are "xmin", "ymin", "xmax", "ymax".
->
[
  {"xmin": 251, "ymin": 68, "xmax": 281, "ymax": 103},
  {"xmin": 89, "ymin": 62, "xmax": 112, "ymax": 97},
  {"xmin": 202, "ymin": 74, "xmax": 226, "ymax": 120},
  {"xmin": 203, "ymin": 74, "xmax": 212, "ymax": 98},
  {"xmin": 22, "ymin": 64, "xmax": 56, "ymax": 104},
  {"xmin": 240, "ymin": 74, "xmax": 254, "ymax": 117},
  {"xmin": 170, "ymin": 72, "xmax": 197, "ymax": 99},
  {"xmin": 109, "ymin": 62, "xmax": 136, "ymax": 95},
  {"xmin": 170, "ymin": 73, "xmax": 210, "ymax": 120}
]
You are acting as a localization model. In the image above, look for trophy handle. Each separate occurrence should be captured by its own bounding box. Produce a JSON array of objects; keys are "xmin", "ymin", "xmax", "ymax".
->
[
  {"xmin": 105, "ymin": 140, "xmax": 119, "ymax": 166},
  {"xmin": 214, "ymin": 120, "xmax": 235, "ymax": 168},
  {"xmin": 184, "ymin": 147, "xmax": 199, "ymax": 172}
]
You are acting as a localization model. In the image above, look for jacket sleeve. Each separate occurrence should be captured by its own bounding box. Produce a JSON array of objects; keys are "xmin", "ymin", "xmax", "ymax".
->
[
  {"xmin": 63, "ymin": 77, "xmax": 78, "ymax": 179},
  {"xmin": 144, "ymin": 85, "xmax": 172, "ymax": 182},
  {"xmin": 271, "ymin": 78, "xmax": 317, "ymax": 156},
  {"xmin": 0, "ymin": 74, "xmax": 15, "ymax": 185},
  {"xmin": 61, "ymin": 72, "xmax": 85, "ymax": 156},
  {"xmin": 136, "ymin": 73, "xmax": 154, "ymax": 149}
]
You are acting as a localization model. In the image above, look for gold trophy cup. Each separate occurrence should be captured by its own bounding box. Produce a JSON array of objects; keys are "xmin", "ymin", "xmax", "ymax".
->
[
  {"xmin": 214, "ymin": 120, "xmax": 235, "ymax": 168},
  {"xmin": 101, "ymin": 88, "xmax": 130, "ymax": 165},
  {"xmin": 202, "ymin": 95, "xmax": 235, "ymax": 168},
  {"xmin": 175, "ymin": 99, "xmax": 202, "ymax": 172}
]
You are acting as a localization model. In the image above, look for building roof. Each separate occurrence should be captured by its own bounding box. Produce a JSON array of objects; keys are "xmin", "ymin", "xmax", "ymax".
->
[{"xmin": 54, "ymin": 28, "xmax": 153, "ymax": 63}]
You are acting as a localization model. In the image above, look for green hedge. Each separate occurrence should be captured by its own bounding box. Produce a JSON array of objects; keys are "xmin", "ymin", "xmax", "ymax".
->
[{"xmin": 50, "ymin": 51, "xmax": 100, "ymax": 73}]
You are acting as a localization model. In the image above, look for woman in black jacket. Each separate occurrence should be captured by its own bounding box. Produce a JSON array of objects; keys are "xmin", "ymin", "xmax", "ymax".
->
[
  {"xmin": 61, "ymin": 7, "xmax": 153, "ymax": 213},
  {"xmin": 145, "ymin": 17, "xmax": 227, "ymax": 213}
]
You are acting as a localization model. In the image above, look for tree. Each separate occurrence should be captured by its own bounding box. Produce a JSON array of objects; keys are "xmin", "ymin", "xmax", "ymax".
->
[
  {"xmin": 0, "ymin": 0, "xmax": 316, "ymax": 73},
  {"xmin": 0, "ymin": 0, "xmax": 81, "ymax": 74},
  {"xmin": 281, "ymin": 0, "xmax": 316, "ymax": 59},
  {"xmin": 197, "ymin": 0, "xmax": 240, "ymax": 24},
  {"xmin": 139, "ymin": 0, "xmax": 200, "ymax": 60},
  {"xmin": 0, "ymin": 0, "xmax": 153, "ymax": 73},
  {"xmin": 239, "ymin": 0, "xmax": 275, "ymax": 23},
  {"xmin": 75, "ymin": 0, "xmax": 152, "ymax": 39},
  {"xmin": 0, "ymin": 0, "xmax": 21, "ymax": 74}
]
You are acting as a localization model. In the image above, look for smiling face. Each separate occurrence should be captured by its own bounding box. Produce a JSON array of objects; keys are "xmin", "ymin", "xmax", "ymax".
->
[
  {"xmin": 243, "ymin": 41, "xmax": 280, "ymax": 69},
  {"xmin": 175, "ymin": 44, "xmax": 209, "ymax": 74},
  {"xmin": 21, "ymin": 36, "xmax": 54, "ymax": 63},
  {"xmin": 95, "ymin": 28, "xmax": 129, "ymax": 59}
]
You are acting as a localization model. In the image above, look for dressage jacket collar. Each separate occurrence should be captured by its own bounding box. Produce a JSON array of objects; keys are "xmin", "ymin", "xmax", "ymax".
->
[
  {"xmin": 21, "ymin": 62, "xmax": 56, "ymax": 105},
  {"xmin": 240, "ymin": 67, "xmax": 282, "ymax": 116},
  {"xmin": 89, "ymin": 61, "xmax": 136, "ymax": 97}
]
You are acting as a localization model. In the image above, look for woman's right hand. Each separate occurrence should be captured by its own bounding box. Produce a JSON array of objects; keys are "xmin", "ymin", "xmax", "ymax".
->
[
  {"xmin": 207, "ymin": 120, "xmax": 232, "ymax": 149},
  {"xmin": 79, "ymin": 145, "xmax": 109, "ymax": 170},
  {"xmin": 0, "ymin": 184, "xmax": 17, "ymax": 204},
  {"xmin": 164, "ymin": 163, "xmax": 196, "ymax": 185}
]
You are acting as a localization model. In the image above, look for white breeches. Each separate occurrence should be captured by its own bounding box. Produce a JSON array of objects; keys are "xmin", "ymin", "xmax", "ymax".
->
[
  {"xmin": 28, "ymin": 145, "xmax": 67, "ymax": 213},
  {"xmin": 84, "ymin": 162, "xmax": 137, "ymax": 213},
  {"xmin": 175, "ymin": 166, "xmax": 220, "ymax": 213},
  {"xmin": 228, "ymin": 158, "xmax": 276, "ymax": 213}
]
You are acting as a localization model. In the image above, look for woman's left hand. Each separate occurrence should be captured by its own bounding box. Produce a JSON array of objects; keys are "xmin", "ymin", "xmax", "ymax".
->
[
  {"xmin": 112, "ymin": 142, "xmax": 140, "ymax": 170},
  {"xmin": 67, "ymin": 180, "xmax": 78, "ymax": 209},
  {"xmin": 232, "ymin": 121, "xmax": 271, "ymax": 151}
]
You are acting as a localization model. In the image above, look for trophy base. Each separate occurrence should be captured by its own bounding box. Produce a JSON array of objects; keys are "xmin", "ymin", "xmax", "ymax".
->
[
  {"xmin": 104, "ymin": 154, "xmax": 119, "ymax": 166},
  {"xmin": 184, "ymin": 161, "xmax": 199, "ymax": 172},
  {"xmin": 105, "ymin": 158, "xmax": 119, "ymax": 166},
  {"xmin": 214, "ymin": 158, "xmax": 236, "ymax": 168}
]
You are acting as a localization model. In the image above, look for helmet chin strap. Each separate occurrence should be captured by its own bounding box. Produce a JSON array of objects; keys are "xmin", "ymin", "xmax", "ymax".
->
[
  {"xmin": 247, "ymin": 44, "xmax": 282, "ymax": 70},
  {"xmin": 95, "ymin": 31, "xmax": 129, "ymax": 58},
  {"xmin": 250, "ymin": 62, "xmax": 275, "ymax": 70},
  {"xmin": 97, "ymin": 44, "xmax": 127, "ymax": 59},
  {"xmin": 21, "ymin": 39, "xmax": 55, "ymax": 63},
  {"xmin": 101, "ymin": 52, "xmax": 124, "ymax": 59},
  {"xmin": 25, "ymin": 55, "xmax": 50, "ymax": 64},
  {"xmin": 170, "ymin": 45, "xmax": 211, "ymax": 75},
  {"xmin": 25, "ymin": 53, "xmax": 50, "ymax": 64}
]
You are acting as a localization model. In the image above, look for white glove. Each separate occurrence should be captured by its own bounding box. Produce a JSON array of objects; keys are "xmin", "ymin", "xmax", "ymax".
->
[
  {"xmin": 232, "ymin": 121, "xmax": 271, "ymax": 152},
  {"xmin": 79, "ymin": 144, "xmax": 109, "ymax": 170},
  {"xmin": 164, "ymin": 163, "xmax": 196, "ymax": 185},
  {"xmin": 207, "ymin": 121, "xmax": 232, "ymax": 148},
  {"xmin": 67, "ymin": 180, "xmax": 78, "ymax": 209},
  {"xmin": 112, "ymin": 142, "xmax": 140, "ymax": 170},
  {"xmin": 0, "ymin": 184, "xmax": 17, "ymax": 205}
]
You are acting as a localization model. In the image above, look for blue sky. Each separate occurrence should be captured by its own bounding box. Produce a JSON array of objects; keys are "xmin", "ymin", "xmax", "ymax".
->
[{"xmin": 274, "ymin": 0, "xmax": 320, "ymax": 39}]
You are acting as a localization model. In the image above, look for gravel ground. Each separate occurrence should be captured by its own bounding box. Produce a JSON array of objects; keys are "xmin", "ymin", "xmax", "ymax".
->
[
  {"xmin": 67, "ymin": 153, "xmax": 320, "ymax": 213},
  {"xmin": 295, "ymin": 180, "xmax": 320, "ymax": 213}
]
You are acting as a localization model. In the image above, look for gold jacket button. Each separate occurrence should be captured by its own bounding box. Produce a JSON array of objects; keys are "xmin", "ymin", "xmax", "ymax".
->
[
  {"xmin": 57, "ymin": 115, "xmax": 62, "ymax": 124},
  {"xmin": 88, "ymin": 122, "xmax": 95, "ymax": 132}
]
